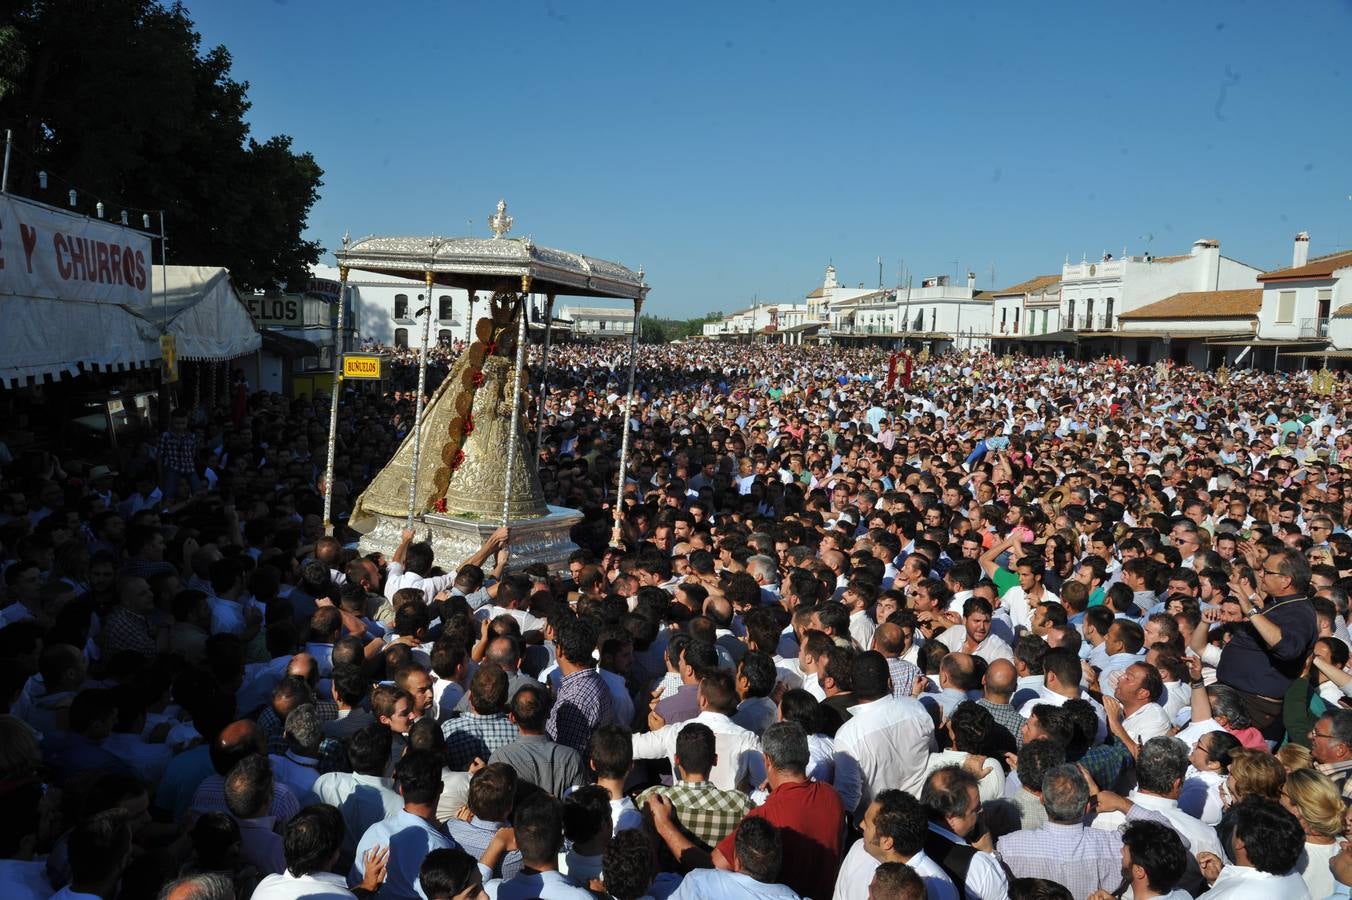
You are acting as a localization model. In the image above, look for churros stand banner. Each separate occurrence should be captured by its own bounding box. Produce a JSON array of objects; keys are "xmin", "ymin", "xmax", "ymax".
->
[{"xmin": 0, "ymin": 193, "xmax": 152, "ymax": 306}]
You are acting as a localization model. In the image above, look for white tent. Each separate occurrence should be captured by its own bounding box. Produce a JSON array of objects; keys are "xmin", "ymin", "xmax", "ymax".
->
[
  {"xmin": 141, "ymin": 266, "xmax": 261, "ymax": 363},
  {"xmin": 1, "ymin": 265, "xmax": 260, "ymax": 388}
]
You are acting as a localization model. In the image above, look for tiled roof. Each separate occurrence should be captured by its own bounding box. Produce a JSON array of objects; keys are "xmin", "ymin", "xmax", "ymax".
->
[
  {"xmin": 1146, "ymin": 254, "xmax": 1190, "ymax": 264},
  {"xmin": 992, "ymin": 274, "xmax": 1062, "ymax": 297},
  {"xmin": 1333, "ymin": 303, "xmax": 1352, "ymax": 319},
  {"xmin": 806, "ymin": 287, "xmax": 826, "ymax": 299},
  {"xmin": 1118, "ymin": 289, "xmax": 1262, "ymax": 320},
  {"xmin": 1258, "ymin": 249, "xmax": 1352, "ymax": 282}
]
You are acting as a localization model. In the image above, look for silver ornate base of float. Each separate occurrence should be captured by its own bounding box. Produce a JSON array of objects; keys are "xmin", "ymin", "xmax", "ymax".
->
[{"xmin": 357, "ymin": 506, "xmax": 584, "ymax": 577}]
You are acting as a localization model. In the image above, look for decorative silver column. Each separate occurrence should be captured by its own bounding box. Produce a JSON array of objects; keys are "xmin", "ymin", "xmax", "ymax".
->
[
  {"xmin": 534, "ymin": 293, "xmax": 556, "ymax": 458},
  {"xmin": 502, "ymin": 276, "xmax": 532, "ymax": 526},
  {"xmin": 406, "ymin": 246, "xmax": 437, "ymax": 525},
  {"xmin": 322, "ymin": 235, "xmax": 350, "ymax": 536},
  {"xmin": 612, "ymin": 292, "xmax": 643, "ymax": 548}
]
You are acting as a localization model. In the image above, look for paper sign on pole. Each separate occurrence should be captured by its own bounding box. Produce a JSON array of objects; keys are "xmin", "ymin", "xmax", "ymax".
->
[{"xmin": 160, "ymin": 334, "xmax": 178, "ymax": 382}]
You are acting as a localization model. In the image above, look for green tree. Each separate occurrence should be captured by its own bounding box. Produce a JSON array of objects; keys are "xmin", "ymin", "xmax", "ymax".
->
[
  {"xmin": 638, "ymin": 315, "xmax": 669, "ymax": 344},
  {"xmin": 0, "ymin": 0, "xmax": 323, "ymax": 289}
]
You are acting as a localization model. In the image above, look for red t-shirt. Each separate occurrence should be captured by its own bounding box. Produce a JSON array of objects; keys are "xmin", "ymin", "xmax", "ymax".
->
[{"xmin": 716, "ymin": 779, "xmax": 844, "ymax": 900}]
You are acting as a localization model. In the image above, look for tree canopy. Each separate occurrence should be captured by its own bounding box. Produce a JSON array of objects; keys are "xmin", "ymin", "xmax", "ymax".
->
[
  {"xmin": 0, "ymin": 0, "xmax": 323, "ymax": 290},
  {"xmin": 639, "ymin": 311, "xmax": 724, "ymax": 343}
]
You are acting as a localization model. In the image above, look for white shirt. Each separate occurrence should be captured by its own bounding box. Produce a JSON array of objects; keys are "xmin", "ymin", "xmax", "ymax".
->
[
  {"xmin": 926, "ymin": 823, "xmax": 1009, "ymax": 900},
  {"xmin": 384, "ymin": 560, "xmax": 457, "ymax": 604},
  {"xmin": 924, "ymin": 750, "xmax": 1004, "ymax": 804},
  {"xmin": 1298, "ymin": 839, "xmax": 1339, "ymax": 899},
  {"xmin": 599, "ymin": 667, "xmax": 635, "ymax": 730},
  {"xmin": 611, "ymin": 796, "xmax": 643, "ymax": 834},
  {"xmin": 310, "ymin": 771, "xmax": 404, "ymax": 856},
  {"xmin": 489, "ymin": 869, "xmax": 594, "ymax": 899},
  {"xmin": 352, "ymin": 809, "xmax": 455, "ymax": 899},
  {"xmin": 1120, "ymin": 702, "xmax": 1173, "ymax": 746},
  {"xmin": 252, "ymin": 870, "xmax": 359, "ymax": 900},
  {"xmin": 802, "ymin": 672, "xmax": 826, "ymax": 701},
  {"xmin": 1179, "ymin": 769, "xmax": 1226, "ymax": 826},
  {"xmin": 208, "ymin": 594, "xmax": 247, "ymax": 636},
  {"xmin": 269, "ymin": 750, "xmax": 322, "ymax": 803},
  {"xmin": 1092, "ymin": 790, "xmax": 1222, "ymax": 862},
  {"xmin": 832, "ymin": 841, "xmax": 959, "ymax": 900},
  {"xmin": 1162, "ymin": 680, "xmax": 1192, "ymax": 720},
  {"xmin": 631, "ymin": 710, "xmax": 765, "ymax": 792},
  {"xmin": 934, "ymin": 624, "xmax": 1016, "ymax": 665},
  {"xmin": 1198, "ymin": 864, "xmax": 1310, "ymax": 900},
  {"xmin": 672, "ymin": 869, "xmax": 802, "ymax": 900},
  {"xmin": 1000, "ymin": 586, "xmax": 1059, "ymax": 634},
  {"xmin": 833, "ymin": 695, "xmax": 935, "ymax": 816},
  {"xmin": 475, "ymin": 604, "xmax": 547, "ymax": 634},
  {"xmin": 848, "ymin": 609, "xmax": 876, "ymax": 651}
]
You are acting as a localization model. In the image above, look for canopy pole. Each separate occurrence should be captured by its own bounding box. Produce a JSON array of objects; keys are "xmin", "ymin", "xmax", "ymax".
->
[
  {"xmin": 502, "ymin": 277, "xmax": 532, "ymax": 527},
  {"xmin": 534, "ymin": 292, "xmax": 556, "ymax": 458},
  {"xmin": 322, "ymin": 236, "xmax": 350, "ymax": 536},
  {"xmin": 612, "ymin": 293, "xmax": 644, "ymax": 548},
  {"xmin": 407, "ymin": 251, "xmax": 437, "ymax": 526}
]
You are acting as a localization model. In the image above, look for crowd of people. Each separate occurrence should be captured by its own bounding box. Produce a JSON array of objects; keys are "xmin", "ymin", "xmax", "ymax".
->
[{"xmin": 0, "ymin": 339, "xmax": 1349, "ymax": 900}]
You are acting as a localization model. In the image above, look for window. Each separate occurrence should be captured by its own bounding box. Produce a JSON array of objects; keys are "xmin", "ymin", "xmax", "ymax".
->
[
  {"xmin": 1066, "ymin": 298, "xmax": 1076, "ymax": 326},
  {"xmin": 1043, "ymin": 309, "xmax": 1050, "ymax": 334},
  {"xmin": 394, "ymin": 328, "xmax": 408, "ymax": 349},
  {"xmin": 1013, "ymin": 308, "xmax": 1020, "ymax": 332},
  {"xmin": 437, "ymin": 329, "xmax": 453, "ymax": 345},
  {"xmin": 599, "ymin": 320, "xmax": 606, "ymax": 330},
  {"xmin": 1085, "ymin": 298, "xmax": 1095, "ymax": 327},
  {"xmin": 439, "ymin": 296, "xmax": 454, "ymax": 320},
  {"xmin": 394, "ymin": 294, "xmax": 408, "ymax": 319},
  {"xmin": 1104, "ymin": 297, "xmax": 1115, "ymax": 329},
  {"xmin": 930, "ymin": 309, "xmax": 937, "ymax": 331},
  {"xmin": 1276, "ymin": 290, "xmax": 1296, "ymax": 324},
  {"xmin": 1317, "ymin": 288, "xmax": 1332, "ymax": 317}
]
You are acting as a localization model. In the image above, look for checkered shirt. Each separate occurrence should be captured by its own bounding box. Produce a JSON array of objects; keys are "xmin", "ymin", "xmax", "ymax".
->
[
  {"xmin": 158, "ymin": 430, "xmax": 199, "ymax": 474},
  {"xmin": 1319, "ymin": 759, "xmax": 1352, "ymax": 800},
  {"xmin": 441, "ymin": 711, "xmax": 520, "ymax": 770},
  {"xmin": 548, "ymin": 668, "xmax": 613, "ymax": 756},
  {"xmin": 103, "ymin": 607, "xmax": 157, "ymax": 658},
  {"xmin": 976, "ymin": 698, "xmax": 1025, "ymax": 745},
  {"xmin": 887, "ymin": 656, "xmax": 923, "ymax": 700},
  {"xmin": 636, "ymin": 781, "xmax": 752, "ymax": 848},
  {"xmin": 258, "ymin": 702, "xmax": 347, "ymax": 773}
]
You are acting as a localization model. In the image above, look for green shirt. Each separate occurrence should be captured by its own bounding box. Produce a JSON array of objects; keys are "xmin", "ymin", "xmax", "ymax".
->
[{"xmin": 992, "ymin": 567, "xmax": 1020, "ymax": 598}]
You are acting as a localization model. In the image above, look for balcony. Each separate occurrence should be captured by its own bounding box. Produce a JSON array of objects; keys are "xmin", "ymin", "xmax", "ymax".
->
[
  {"xmin": 1299, "ymin": 317, "xmax": 1331, "ymax": 338},
  {"xmin": 1070, "ymin": 313, "xmax": 1116, "ymax": 332}
]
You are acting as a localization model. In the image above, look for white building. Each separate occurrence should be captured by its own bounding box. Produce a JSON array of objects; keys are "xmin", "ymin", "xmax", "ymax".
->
[
  {"xmin": 311, "ymin": 263, "xmax": 470, "ymax": 349},
  {"xmin": 560, "ymin": 305, "xmax": 635, "ymax": 339},
  {"xmin": 989, "ymin": 275, "xmax": 1061, "ymax": 339},
  {"xmin": 702, "ymin": 302, "xmax": 809, "ymax": 340},
  {"xmin": 1058, "ymin": 239, "xmax": 1262, "ymax": 334},
  {"xmin": 1256, "ymin": 233, "xmax": 1352, "ymax": 349}
]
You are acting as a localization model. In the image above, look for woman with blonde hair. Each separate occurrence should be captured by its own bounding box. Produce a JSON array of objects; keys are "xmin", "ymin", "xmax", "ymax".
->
[
  {"xmin": 1280, "ymin": 768, "xmax": 1344, "ymax": 898},
  {"xmin": 1276, "ymin": 742, "xmax": 1314, "ymax": 773},
  {"xmin": 1221, "ymin": 747, "xmax": 1286, "ymax": 807}
]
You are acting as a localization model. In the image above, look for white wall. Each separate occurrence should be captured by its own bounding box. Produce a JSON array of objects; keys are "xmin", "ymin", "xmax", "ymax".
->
[
  {"xmin": 1060, "ymin": 250, "xmax": 1261, "ymax": 329},
  {"xmin": 1256, "ymin": 268, "xmax": 1349, "ymax": 345}
]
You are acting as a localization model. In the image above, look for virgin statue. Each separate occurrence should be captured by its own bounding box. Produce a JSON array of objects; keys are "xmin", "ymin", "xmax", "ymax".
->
[{"xmin": 349, "ymin": 292, "xmax": 548, "ymax": 531}]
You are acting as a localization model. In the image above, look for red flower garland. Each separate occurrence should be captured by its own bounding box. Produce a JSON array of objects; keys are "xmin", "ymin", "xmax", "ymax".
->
[
  {"xmin": 450, "ymin": 450, "xmax": 465, "ymax": 471},
  {"xmin": 433, "ymin": 498, "xmax": 447, "ymax": 513}
]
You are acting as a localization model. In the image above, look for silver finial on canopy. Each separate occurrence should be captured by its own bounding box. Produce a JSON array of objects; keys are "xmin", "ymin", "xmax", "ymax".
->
[{"xmin": 488, "ymin": 199, "xmax": 513, "ymax": 239}]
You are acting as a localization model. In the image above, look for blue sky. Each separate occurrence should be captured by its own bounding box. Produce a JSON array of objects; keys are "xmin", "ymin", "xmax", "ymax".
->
[{"xmin": 185, "ymin": 1, "xmax": 1352, "ymax": 317}]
